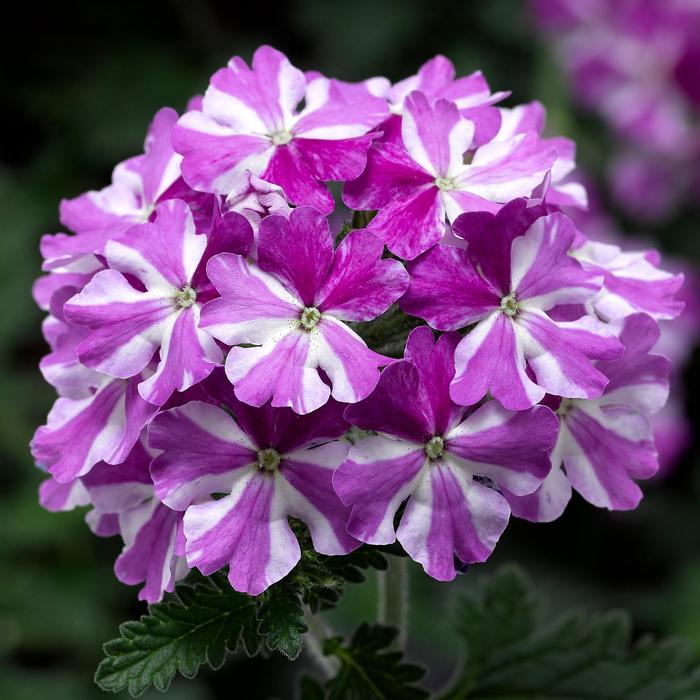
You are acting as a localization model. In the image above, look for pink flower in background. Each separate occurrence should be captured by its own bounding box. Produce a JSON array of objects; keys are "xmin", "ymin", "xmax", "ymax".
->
[
  {"xmin": 334, "ymin": 327, "xmax": 558, "ymax": 580},
  {"xmin": 532, "ymin": 0, "xmax": 700, "ymax": 221},
  {"xmin": 173, "ymin": 45, "xmax": 388, "ymax": 213}
]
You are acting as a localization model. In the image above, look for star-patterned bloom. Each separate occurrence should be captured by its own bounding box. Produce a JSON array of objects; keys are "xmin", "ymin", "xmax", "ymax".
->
[
  {"xmin": 401, "ymin": 200, "xmax": 623, "ymax": 410},
  {"xmin": 200, "ymin": 206, "xmax": 408, "ymax": 414},
  {"xmin": 148, "ymin": 382, "xmax": 358, "ymax": 595},
  {"xmin": 504, "ymin": 314, "xmax": 670, "ymax": 521},
  {"xmin": 344, "ymin": 91, "xmax": 557, "ymax": 259},
  {"xmin": 173, "ymin": 45, "xmax": 388, "ymax": 213},
  {"xmin": 333, "ymin": 327, "xmax": 558, "ymax": 580},
  {"xmin": 64, "ymin": 199, "xmax": 225, "ymax": 405}
]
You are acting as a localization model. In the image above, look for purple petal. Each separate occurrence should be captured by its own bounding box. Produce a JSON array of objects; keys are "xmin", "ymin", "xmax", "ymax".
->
[
  {"xmin": 561, "ymin": 403, "xmax": 658, "ymax": 510},
  {"xmin": 258, "ymin": 207, "xmax": 333, "ymax": 306},
  {"xmin": 401, "ymin": 244, "xmax": 500, "ymax": 329},
  {"xmin": 518, "ymin": 309, "xmax": 623, "ymax": 400},
  {"xmin": 39, "ymin": 477, "xmax": 90, "ymax": 512},
  {"xmin": 367, "ymin": 185, "xmax": 446, "ymax": 260},
  {"xmin": 184, "ymin": 471, "xmax": 300, "ymax": 595},
  {"xmin": 343, "ymin": 141, "xmax": 432, "ymax": 211},
  {"xmin": 445, "ymin": 401, "xmax": 557, "ymax": 495},
  {"xmin": 116, "ymin": 500, "xmax": 185, "ymax": 603},
  {"xmin": 502, "ymin": 464, "xmax": 571, "ymax": 523},
  {"xmin": 510, "ymin": 213, "xmax": 602, "ymax": 308},
  {"xmin": 262, "ymin": 145, "xmax": 335, "ymax": 213},
  {"xmin": 596, "ymin": 313, "xmax": 670, "ymax": 415},
  {"xmin": 148, "ymin": 401, "xmax": 257, "ymax": 509},
  {"xmin": 281, "ymin": 441, "xmax": 359, "ymax": 555},
  {"xmin": 317, "ymin": 230, "xmax": 408, "ymax": 321},
  {"xmin": 451, "ymin": 313, "xmax": 544, "ymax": 410},
  {"xmin": 226, "ymin": 330, "xmax": 330, "ymax": 415},
  {"xmin": 404, "ymin": 327, "xmax": 465, "ymax": 435},
  {"xmin": 333, "ymin": 436, "xmax": 427, "ymax": 544},
  {"xmin": 397, "ymin": 461, "xmax": 510, "ymax": 579},
  {"xmin": 31, "ymin": 375, "xmax": 158, "ymax": 482},
  {"xmin": 401, "ymin": 92, "xmax": 474, "ymax": 177},
  {"xmin": 200, "ymin": 253, "xmax": 299, "ymax": 346},
  {"xmin": 343, "ymin": 360, "xmax": 433, "ymax": 442}
]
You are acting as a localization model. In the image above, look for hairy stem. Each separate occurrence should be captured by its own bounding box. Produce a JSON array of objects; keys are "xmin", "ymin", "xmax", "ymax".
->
[
  {"xmin": 377, "ymin": 555, "xmax": 410, "ymax": 647},
  {"xmin": 303, "ymin": 607, "xmax": 339, "ymax": 679}
]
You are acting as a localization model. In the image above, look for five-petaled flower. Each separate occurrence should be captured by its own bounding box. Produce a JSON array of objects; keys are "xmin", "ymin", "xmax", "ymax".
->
[
  {"xmin": 334, "ymin": 327, "xmax": 559, "ymax": 580},
  {"xmin": 200, "ymin": 206, "xmax": 409, "ymax": 414},
  {"xmin": 401, "ymin": 200, "xmax": 624, "ymax": 410}
]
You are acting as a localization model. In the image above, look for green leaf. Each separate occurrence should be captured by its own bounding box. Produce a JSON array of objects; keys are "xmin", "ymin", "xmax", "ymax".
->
[
  {"xmin": 439, "ymin": 566, "xmax": 700, "ymax": 700},
  {"xmin": 256, "ymin": 524, "xmax": 390, "ymax": 659},
  {"xmin": 96, "ymin": 527, "xmax": 391, "ymax": 695},
  {"xmin": 320, "ymin": 624, "xmax": 428, "ymax": 700},
  {"xmin": 94, "ymin": 572, "xmax": 257, "ymax": 696}
]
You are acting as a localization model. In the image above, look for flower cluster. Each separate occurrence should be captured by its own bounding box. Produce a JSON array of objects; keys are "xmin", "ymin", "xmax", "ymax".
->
[
  {"xmin": 32, "ymin": 45, "xmax": 683, "ymax": 601},
  {"xmin": 532, "ymin": 0, "xmax": 700, "ymax": 221}
]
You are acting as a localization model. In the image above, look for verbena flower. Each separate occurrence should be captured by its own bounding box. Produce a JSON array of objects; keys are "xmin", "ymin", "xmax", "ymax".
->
[
  {"xmin": 505, "ymin": 314, "xmax": 670, "ymax": 520},
  {"xmin": 344, "ymin": 91, "xmax": 557, "ymax": 259},
  {"xmin": 200, "ymin": 206, "xmax": 408, "ymax": 414},
  {"xmin": 333, "ymin": 327, "xmax": 558, "ymax": 580},
  {"xmin": 173, "ymin": 45, "xmax": 388, "ymax": 213},
  {"xmin": 30, "ymin": 46, "xmax": 686, "ymax": 600},
  {"xmin": 148, "ymin": 381, "xmax": 358, "ymax": 595},
  {"xmin": 64, "ymin": 199, "xmax": 224, "ymax": 405},
  {"xmin": 401, "ymin": 200, "xmax": 622, "ymax": 409}
]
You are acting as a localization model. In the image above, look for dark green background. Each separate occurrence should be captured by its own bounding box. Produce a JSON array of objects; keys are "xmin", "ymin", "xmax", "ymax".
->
[{"xmin": 2, "ymin": 1, "xmax": 699, "ymax": 697}]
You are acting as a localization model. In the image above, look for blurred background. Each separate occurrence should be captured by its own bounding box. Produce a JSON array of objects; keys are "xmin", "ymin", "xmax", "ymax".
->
[{"xmin": 1, "ymin": 0, "xmax": 699, "ymax": 697}]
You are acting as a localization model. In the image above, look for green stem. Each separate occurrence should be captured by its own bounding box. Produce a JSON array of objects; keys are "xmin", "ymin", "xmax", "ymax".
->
[
  {"xmin": 377, "ymin": 556, "xmax": 409, "ymax": 647},
  {"xmin": 303, "ymin": 607, "xmax": 339, "ymax": 680}
]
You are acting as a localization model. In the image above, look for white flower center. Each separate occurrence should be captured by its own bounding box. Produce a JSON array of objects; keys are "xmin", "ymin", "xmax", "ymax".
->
[
  {"xmin": 425, "ymin": 435, "xmax": 445, "ymax": 460},
  {"xmin": 174, "ymin": 285, "xmax": 197, "ymax": 308},
  {"xmin": 300, "ymin": 306, "xmax": 322, "ymax": 331},
  {"xmin": 434, "ymin": 176, "xmax": 458, "ymax": 191},
  {"xmin": 257, "ymin": 448, "xmax": 281, "ymax": 472},
  {"xmin": 270, "ymin": 130, "xmax": 293, "ymax": 146},
  {"xmin": 500, "ymin": 293, "xmax": 519, "ymax": 317}
]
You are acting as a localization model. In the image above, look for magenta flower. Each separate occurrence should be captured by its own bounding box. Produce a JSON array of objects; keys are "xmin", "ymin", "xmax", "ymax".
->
[
  {"xmin": 344, "ymin": 91, "xmax": 557, "ymax": 259},
  {"xmin": 173, "ymin": 45, "xmax": 388, "ymax": 213},
  {"xmin": 49, "ymin": 108, "xmax": 184, "ymax": 268},
  {"xmin": 401, "ymin": 200, "xmax": 623, "ymax": 410},
  {"xmin": 380, "ymin": 55, "xmax": 508, "ymax": 146},
  {"xmin": 505, "ymin": 314, "xmax": 670, "ymax": 521},
  {"xmin": 200, "ymin": 206, "xmax": 409, "ymax": 414},
  {"xmin": 333, "ymin": 327, "xmax": 558, "ymax": 580},
  {"xmin": 31, "ymin": 372, "xmax": 158, "ymax": 482},
  {"xmin": 572, "ymin": 239, "xmax": 685, "ymax": 321},
  {"xmin": 64, "ymin": 199, "xmax": 225, "ymax": 406},
  {"xmin": 41, "ymin": 439, "xmax": 188, "ymax": 603},
  {"xmin": 148, "ymin": 385, "xmax": 358, "ymax": 595}
]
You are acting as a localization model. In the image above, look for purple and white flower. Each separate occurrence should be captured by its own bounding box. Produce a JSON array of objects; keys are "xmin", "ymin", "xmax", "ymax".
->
[
  {"xmin": 64, "ymin": 199, "xmax": 223, "ymax": 406},
  {"xmin": 333, "ymin": 327, "xmax": 558, "ymax": 580},
  {"xmin": 344, "ymin": 91, "xmax": 557, "ymax": 259},
  {"xmin": 200, "ymin": 206, "xmax": 408, "ymax": 414},
  {"xmin": 52, "ymin": 108, "xmax": 184, "ymax": 267},
  {"xmin": 31, "ymin": 371, "xmax": 159, "ymax": 482},
  {"xmin": 401, "ymin": 200, "xmax": 623, "ymax": 409},
  {"xmin": 573, "ymin": 239, "xmax": 685, "ymax": 321},
  {"xmin": 173, "ymin": 45, "xmax": 388, "ymax": 213},
  {"xmin": 505, "ymin": 313, "xmax": 670, "ymax": 520},
  {"xmin": 148, "ymin": 386, "xmax": 358, "ymax": 595}
]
